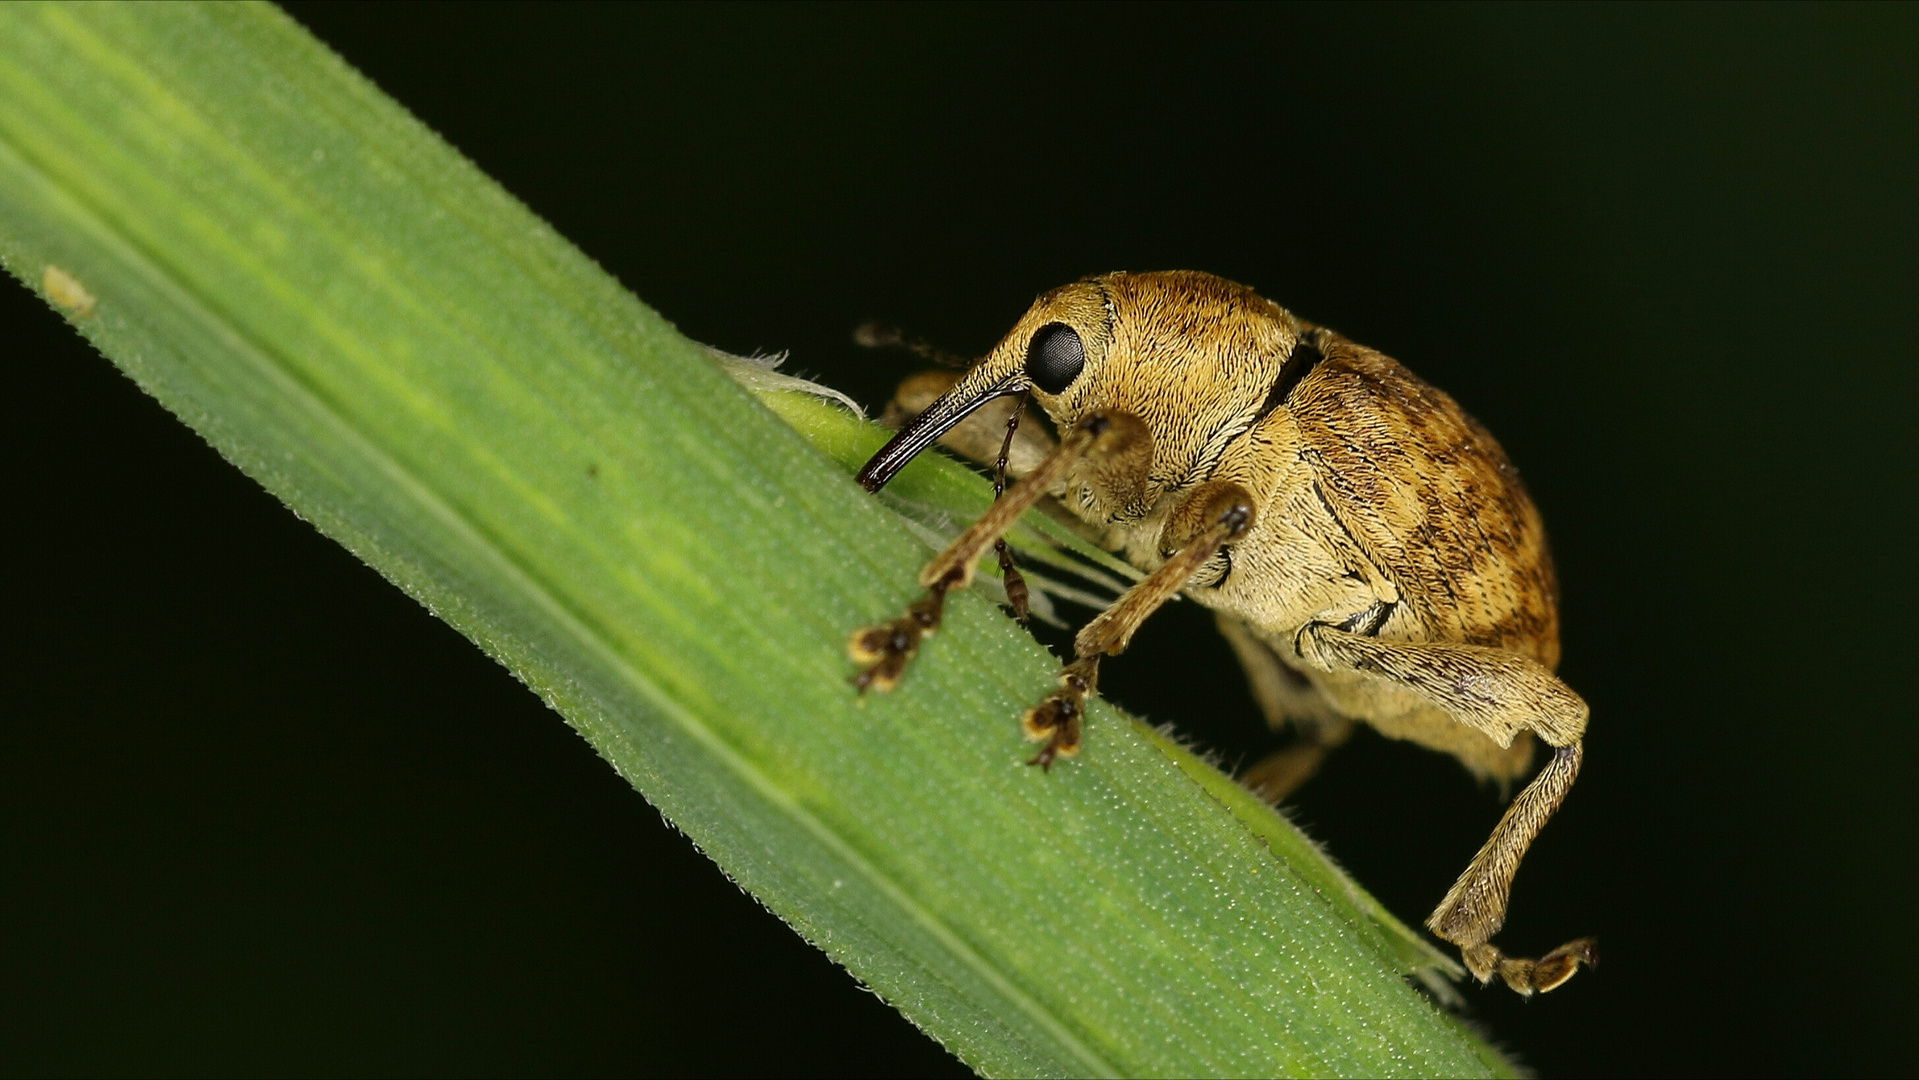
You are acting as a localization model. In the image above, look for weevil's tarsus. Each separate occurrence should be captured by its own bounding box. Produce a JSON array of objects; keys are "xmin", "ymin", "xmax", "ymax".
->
[
  {"xmin": 994, "ymin": 540, "xmax": 1029, "ymax": 623},
  {"xmin": 848, "ymin": 578, "xmax": 952, "ymax": 695},
  {"xmin": 1023, "ymin": 656, "xmax": 1097, "ymax": 769},
  {"xmin": 1468, "ymin": 937, "xmax": 1599, "ymax": 996}
]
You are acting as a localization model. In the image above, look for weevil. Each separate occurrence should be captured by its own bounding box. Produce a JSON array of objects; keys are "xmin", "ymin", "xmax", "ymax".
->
[{"xmin": 846, "ymin": 270, "xmax": 1597, "ymax": 996}]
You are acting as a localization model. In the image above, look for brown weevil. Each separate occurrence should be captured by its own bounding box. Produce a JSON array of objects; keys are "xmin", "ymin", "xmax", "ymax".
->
[{"xmin": 848, "ymin": 270, "xmax": 1595, "ymax": 996}]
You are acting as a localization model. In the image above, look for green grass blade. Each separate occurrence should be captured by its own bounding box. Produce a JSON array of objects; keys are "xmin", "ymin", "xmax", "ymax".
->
[{"xmin": 0, "ymin": 4, "xmax": 1516, "ymax": 1075}]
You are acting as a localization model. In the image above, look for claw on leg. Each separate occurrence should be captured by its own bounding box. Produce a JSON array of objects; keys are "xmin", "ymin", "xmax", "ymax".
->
[
  {"xmin": 848, "ymin": 586, "xmax": 948, "ymax": 694},
  {"xmin": 1463, "ymin": 938, "xmax": 1598, "ymax": 996},
  {"xmin": 1022, "ymin": 658, "xmax": 1098, "ymax": 769}
]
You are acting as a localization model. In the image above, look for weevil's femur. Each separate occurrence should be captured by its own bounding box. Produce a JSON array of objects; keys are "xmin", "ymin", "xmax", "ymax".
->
[{"xmin": 856, "ymin": 371, "xmax": 1025, "ymax": 491}]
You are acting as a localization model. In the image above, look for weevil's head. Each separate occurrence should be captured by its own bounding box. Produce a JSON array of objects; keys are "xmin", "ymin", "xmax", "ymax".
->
[{"xmin": 857, "ymin": 271, "xmax": 1308, "ymax": 512}]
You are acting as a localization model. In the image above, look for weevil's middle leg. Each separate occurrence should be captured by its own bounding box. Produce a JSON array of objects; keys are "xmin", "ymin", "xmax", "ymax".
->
[
  {"xmin": 1237, "ymin": 728, "xmax": 1355, "ymax": 804},
  {"xmin": 849, "ymin": 411, "xmax": 1139, "ymax": 693},
  {"xmin": 1216, "ymin": 614, "xmax": 1355, "ymax": 803},
  {"xmin": 1022, "ymin": 480, "xmax": 1257, "ymax": 768}
]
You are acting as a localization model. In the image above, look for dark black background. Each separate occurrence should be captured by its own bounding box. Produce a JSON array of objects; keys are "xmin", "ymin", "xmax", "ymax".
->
[{"xmin": 7, "ymin": 3, "xmax": 1915, "ymax": 1076}]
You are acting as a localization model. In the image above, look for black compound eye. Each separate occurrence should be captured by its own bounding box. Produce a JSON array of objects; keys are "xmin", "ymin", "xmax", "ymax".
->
[{"xmin": 1024, "ymin": 323, "xmax": 1085, "ymax": 394}]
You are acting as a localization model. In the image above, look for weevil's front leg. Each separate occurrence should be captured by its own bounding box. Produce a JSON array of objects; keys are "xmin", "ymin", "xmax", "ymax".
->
[
  {"xmin": 1023, "ymin": 480, "xmax": 1258, "ymax": 769},
  {"xmin": 882, "ymin": 373, "xmax": 1057, "ymax": 622},
  {"xmin": 848, "ymin": 411, "xmax": 1141, "ymax": 693},
  {"xmin": 1295, "ymin": 623, "xmax": 1596, "ymax": 994}
]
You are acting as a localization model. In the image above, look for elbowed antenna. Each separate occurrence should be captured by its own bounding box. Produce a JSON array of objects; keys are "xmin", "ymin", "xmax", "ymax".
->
[{"xmin": 855, "ymin": 371, "xmax": 1026, "ymax": 491}]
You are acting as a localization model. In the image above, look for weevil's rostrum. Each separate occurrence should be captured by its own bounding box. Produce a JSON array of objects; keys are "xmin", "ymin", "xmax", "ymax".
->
[{"xmin": 849, "ymin": 270, "xmax": 1596, "ymax": 996}]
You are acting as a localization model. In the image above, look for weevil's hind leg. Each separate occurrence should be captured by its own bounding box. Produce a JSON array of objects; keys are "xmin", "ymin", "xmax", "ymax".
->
[
  {"xmin": 1216, "ymin": 614, "xmax": 1354, "ymax": 803},
  {"xmin": 1023, "ymin": 478, "xmax": 1258, "ymax": 769},
  {"xmin": 1428, "ymin": 742, "xmax": 1597, "ymax": 994},
  {"xmin": 1294, "ymin": 623, "xmax": 1596, "ymax": 994},
  {"xmin": 849, "ymin": 411, "xmax": 1125, "ymax": 694}
]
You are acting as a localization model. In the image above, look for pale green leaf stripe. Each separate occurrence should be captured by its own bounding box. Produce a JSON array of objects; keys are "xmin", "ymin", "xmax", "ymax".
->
[{"xmin": 0, "ymin": 4, "xmax": 1516, "ymax": 1076}]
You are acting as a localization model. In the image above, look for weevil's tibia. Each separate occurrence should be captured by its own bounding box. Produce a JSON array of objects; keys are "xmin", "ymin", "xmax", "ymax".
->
[
  {"xmin": 1427, "ymin": 741, "xmax": 1598, "ymax": 994},
  {"xmin": 1021, "ymin": 480, "xmax": 1258, "ymax": 768},
  {"xmin": 848, "ymin": 411, "xmax": 1135, "ymax": 693}
]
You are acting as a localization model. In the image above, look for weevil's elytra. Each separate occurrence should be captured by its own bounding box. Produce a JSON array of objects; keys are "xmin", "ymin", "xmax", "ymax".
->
[{"xmin": 848, "ymin": 270, "xmax": 1595, "ymax": 996}]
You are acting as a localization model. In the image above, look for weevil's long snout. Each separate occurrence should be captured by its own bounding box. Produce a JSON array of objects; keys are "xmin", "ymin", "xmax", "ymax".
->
[{"xmin": 856, "ymin": 369, "xmax": 1025, "ymax": 491}]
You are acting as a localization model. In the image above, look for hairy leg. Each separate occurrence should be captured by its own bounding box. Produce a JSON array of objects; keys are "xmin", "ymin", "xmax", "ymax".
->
[
  {"xmin": 1022, "ymin": 480, "xmax": 1257, "ymax": 768},
  {"xmin": 1294, "ymin": 622, "xmax": 1595, "ymax": 995}
]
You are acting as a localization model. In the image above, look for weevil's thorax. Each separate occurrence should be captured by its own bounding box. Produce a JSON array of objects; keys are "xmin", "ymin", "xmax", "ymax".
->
[{"xmin": 1026, "ymin": 272, "xmax": 1310, "ymax": 526}]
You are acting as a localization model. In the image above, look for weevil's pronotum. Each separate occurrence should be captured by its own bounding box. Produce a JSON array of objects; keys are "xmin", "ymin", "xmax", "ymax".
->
[{"xmin": 847, "ymin": 270, "xmax": 1595, "ymax": 995}]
